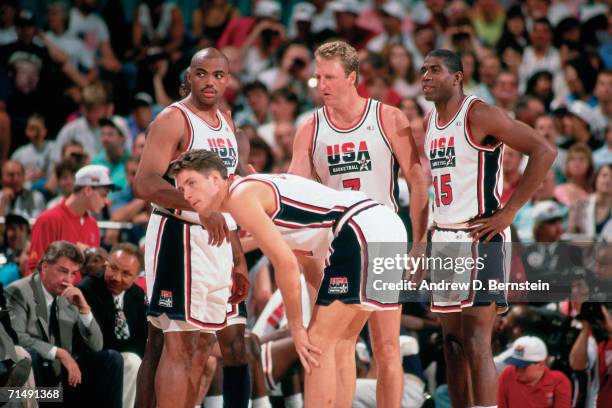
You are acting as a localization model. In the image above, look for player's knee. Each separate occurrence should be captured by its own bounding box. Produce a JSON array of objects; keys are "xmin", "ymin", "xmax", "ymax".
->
[
  {"xmin": 372, "ymin": 337, "xmax": 400, "ymax": 362},
  {"xmin": 308, "ymin": 329, "xmax": 338, "ymax": 352},
  {"xmin": 464, "ymin": 333, "xmax": 491, "ymax": 358},
  {"xmin": 222, "ymin": 336, "xmax": 248, "ymax": 365},
  {"xmin": 443, "ymin": 333, "xmax": 464, "ymax": 357},
  {"xmin": 164, "ymin": 333, "xmax": 198, "ymax": 363}
]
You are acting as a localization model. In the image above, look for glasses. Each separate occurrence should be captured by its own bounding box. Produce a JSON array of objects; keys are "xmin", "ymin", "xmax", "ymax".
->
[{"xmin": 93, "ymin": 187, "xmax": 109, "ymax": 199}]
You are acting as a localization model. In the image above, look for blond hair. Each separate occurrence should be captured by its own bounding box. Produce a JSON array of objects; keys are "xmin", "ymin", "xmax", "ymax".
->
[{"xmin": 315, "ymin": 40, "xmax": 359, "ymax": 80}]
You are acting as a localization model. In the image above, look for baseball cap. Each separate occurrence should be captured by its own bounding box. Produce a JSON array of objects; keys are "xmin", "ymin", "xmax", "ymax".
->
[
  {"xmin": 74, "ymin": 165, "xmax": 120, "ymax": 191},
  {"xmin": 15, "ymin": 9, "xmax": 36, "ymax": 27},
  {"xmin": 293, "ymin": 2, "xmax": 315, "ymax": 21},
  {"xmin": 568, "ymin": 101, "xmax": 597, "ymax": 128},
  {"xmin": 381, "ymin": 1, "xmax": 405, "ymax": 20},
  {"xmin": 329, "ymin": 0, "xmax": 361, "ymax": 15},
  {"xmin": 504, "ymin": 336, "xmax": 548, "ymax": 368},
  {"xmin": 254, "ymin": 0, "xmax": 281, "ymax": 19},
  {"xmin": 532, "ymin": 200, "xmax": 564, "ymax": 226},
  {"xmin": 133, "ymin": 92, "xmax": 154, "ymax": 109},
  {"xmin": 98, "ymin": 117, "xmax": 126, "ymax": 138}
]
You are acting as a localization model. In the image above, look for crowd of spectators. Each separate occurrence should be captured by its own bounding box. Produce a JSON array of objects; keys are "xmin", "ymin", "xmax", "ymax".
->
[{"xmin": 0, "ymin": 0, "xmax": 609, "ymax": 407}]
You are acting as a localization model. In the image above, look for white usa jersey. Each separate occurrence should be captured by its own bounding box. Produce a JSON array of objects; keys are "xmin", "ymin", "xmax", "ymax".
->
[
  {"xmin": 424, "ymin": 95, "xmax": 504, "ymax": 226},
  {"xmin": 311, "ymin": 98, "xmax": 400, "ymax": 212},
  {"xmin": 159, "ymin": 100, "xmax": 238, "ymax": 224}
]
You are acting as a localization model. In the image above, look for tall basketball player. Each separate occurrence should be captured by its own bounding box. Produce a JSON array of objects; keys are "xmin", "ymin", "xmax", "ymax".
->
[
  {"xmin": 289, "ymin": 40, "xmax": 429, "ymax": 407},
  {"xmin": 133, "ymin": 48, "xmax": 249, "ymax": 408},
  {"xmin": 421, "ymin": 49, "xmax": 555, "ymax": 408}
]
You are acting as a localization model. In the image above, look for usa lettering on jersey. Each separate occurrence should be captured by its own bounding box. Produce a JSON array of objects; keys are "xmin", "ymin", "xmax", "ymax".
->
[
  {"xmin": 326, "ymin": 141, "xmax": 372, "ymax": 175},
  {"xmin": 207, "ymin": 137, "xmax": 237, "ymax": 169},
  {"xmin": 429, "ymin": 136, "xmax": 456, "ymax": 169}
]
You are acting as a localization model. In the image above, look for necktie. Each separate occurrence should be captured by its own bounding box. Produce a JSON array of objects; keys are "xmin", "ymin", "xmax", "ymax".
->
[
  {"xmin": 49, "ymin": 298, "xmax": 60, "ymax": 345},
  {"xmin": 114, "ymin": 297, "xmax": 130, "ymax": 341}
]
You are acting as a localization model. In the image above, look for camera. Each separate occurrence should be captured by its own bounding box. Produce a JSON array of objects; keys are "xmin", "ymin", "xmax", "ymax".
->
[
  {"xmin": 261, "ymin": 28, "xmax": 279, "ymax": 45},
  {"xmin": 289, "ymin": 57, "xmax": 306, "ymax": 75}
]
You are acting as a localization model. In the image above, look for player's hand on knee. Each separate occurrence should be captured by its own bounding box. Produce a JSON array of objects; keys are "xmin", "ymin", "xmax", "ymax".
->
[
  {"xmin": 200, "ymin": 212, "xmax": 230, "ymax": 246},
  {"xmin": 291, "ymin": 326, "xmax": 321, "ymax": 374}
]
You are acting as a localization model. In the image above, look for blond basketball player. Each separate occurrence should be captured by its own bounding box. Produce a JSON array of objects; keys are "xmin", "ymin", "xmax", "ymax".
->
[{"xmin": 289, "ymin": 41, "xmax": 429, "ymax": 408}]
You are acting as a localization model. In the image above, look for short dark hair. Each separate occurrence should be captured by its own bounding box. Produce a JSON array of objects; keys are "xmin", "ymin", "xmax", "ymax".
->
[
  {"xmin": 168, "ymin": 149, "xmax": 228, "ymax": 179},
  {"xmin": 110, "ymin": 242, "xmax": 144, "ymax": 271},
  {"xmin": 426, "ymin": 49, "xmax": 463, "ymax": 73},
  {"xmin": 243, "ymin": 81, "xmax": 268, "ymax": 96},
  {"xmin": 54, "ymin": 159, "xmax": 79, "ymax": 179},
  {"xmin": 40, "ymin": 241, "xmax": 84, "ymax": 268}
]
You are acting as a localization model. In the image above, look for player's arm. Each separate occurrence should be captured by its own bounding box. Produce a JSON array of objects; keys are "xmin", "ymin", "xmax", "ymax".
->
[
  {"xmin": 467, "ymin": 103, "xmax": 556, "ymax": 240},
  {"xmin": 133, "ymin": 108, "xmax": 192, "ymax": 210},
  {"xmin": 226, "ymin": 184, "xmax": 321, "ymax": 372},
  {"xmin": 228, "ymin": 230, "xmax": 249, "ymax": 304},
  {"xmin": 382, "ymin": 105, "xmax": 429, "ymax": 243},
  {"xmin": 288, "ymin": 115, "xmax": 317, "ymax": 180}
]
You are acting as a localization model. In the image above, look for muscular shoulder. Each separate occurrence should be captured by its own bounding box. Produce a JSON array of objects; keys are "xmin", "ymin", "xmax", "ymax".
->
[
  {"xmin": 468, "ymin": 101, "xmax": 511, "ymax": 128},
  {"xmin": 294, "ymin": 113, "xmax": 316, "ymax": 144},
  {"xmin": 379, "ymin": 103, "xmax": 410, "ymax": 135}
]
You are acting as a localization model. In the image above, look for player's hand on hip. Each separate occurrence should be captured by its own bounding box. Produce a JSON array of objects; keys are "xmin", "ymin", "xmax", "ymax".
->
[
  {"xmin": 406, "ymin": 245, "xmax": 427, "ymax": 286},
  {"xmin": 291, "ymin": 326, "xmax": 321, "ymax": 375},
  {"xmin": 200, "ymin": 212, "xmax": 230, "ymax": 246},
  {"xmin": 228, "ymin": 263, "xmax": 250, "ymax": 304},
  {"xmin": 467, "ymin": 208, "xmax": 514, "ymax": 242}
]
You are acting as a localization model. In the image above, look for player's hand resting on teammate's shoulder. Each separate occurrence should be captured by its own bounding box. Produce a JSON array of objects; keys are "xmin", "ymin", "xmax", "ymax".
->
[{"xmin": 199, "ymin": 212, "xmax": 230, "ymax": 246}]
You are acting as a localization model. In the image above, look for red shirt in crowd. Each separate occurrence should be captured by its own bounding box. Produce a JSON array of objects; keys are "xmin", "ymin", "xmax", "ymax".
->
[
  {"xmin": 27, "ymin": 200, "xmax": 100, "ymax": 276},
  {"xmin": 498, "ymin": 365, "xmax": 571, "ymax": 408},
  {"xmin": 597, "ymin": 339, "xmax": 612, "ymax": 407}
]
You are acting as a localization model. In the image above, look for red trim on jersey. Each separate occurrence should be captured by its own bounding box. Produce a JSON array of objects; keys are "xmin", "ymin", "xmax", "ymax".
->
[
  {"xmin": 169, "ymin": 105, "xmax": 194, "ymax": 153},
  {"xmin": 152, "ymin": 217, "xmax": 167, "ymax": 281},
  {"xmin": 281, "ymin": 196, "xmax": 345, "ymax": 214},
  {"xmin": 464, "ymin": 98, "xmax": 502, "ymax": 152},
  {"xmin": 376, "ymin": 101, "xmax": 399, "ymax": 212},
  {"xmin": 273, "ymin": 219, "xmax": 335, "ymax": 229},
  {"xmin": 230, "ymin": 178, "xmax": 281, "ymax": 218},
  {"xmin": 323, "ymin": 98, "xmax": 369, "ymax": 131},
  {"xmin": 424, "ymin": 110, "xmax": 432, "ymax": 134},
  {"xmin": 477, "ymin": 152, "xmax": 485, "ymax": 215},
  {"xmin": 494, "ymin": 146, "xmax": 504, "ymax": 204},
  {"xmin": 309, "ymin": 111, "xmax": 317, "ymax": 162},
  {"xmin": 434, "ymin": 95, "xmax": 468, "ymax": 129},
  {"xmin": 180, "ymin": 102, "xmax": 222, "ymax": 130}
]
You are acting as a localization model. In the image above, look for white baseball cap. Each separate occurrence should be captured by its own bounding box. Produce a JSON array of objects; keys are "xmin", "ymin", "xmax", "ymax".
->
[
  {"xmin": 329, "ymin": 0, "xmax": 361, "ymax": 15},
  {"xmin": 74, "ymin": 165, "xmax": 120, "ymax": 191},
  {"xmin": 254, "ymin": 0, "xmax": 281, "ymax": 19},
  {"xmin": 293, "ymin": 2, "xmax": 316, "ymax": 21},
  {"xmin": 381, "ymin": 1, "xmax": 405, "ymax": 20},
  {"xmin": 532, "ymin": 200, "xmax": 564, "ymax": 226},
  {"xmin": 504, "ymin": 336, "xmax": 548, "ymax": 368}
]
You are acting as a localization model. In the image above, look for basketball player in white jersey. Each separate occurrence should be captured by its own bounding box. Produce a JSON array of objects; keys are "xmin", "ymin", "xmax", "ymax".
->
[
  {"xmin": 168, "ymin": 149, "xmax": 409, "ymax": 407},
  {"xmin": 421, "ymin": 49, "xmax": 556, "ymax": 408},
  {"xmin": 289, "ymin": 40, "xmax": 429, "ymax": 408},
  {"xmin": 133, "ymin": 48, "xmax": 249, "ymax": 408}
]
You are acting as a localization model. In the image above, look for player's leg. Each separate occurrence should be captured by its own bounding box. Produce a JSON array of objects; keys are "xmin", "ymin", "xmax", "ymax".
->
[
  {"xmin": 437, "ymin": 312, "xmax": 471, "ymax": 408},
  {"xmin": 462, "ymin": 303, "xmax": 498, "ymax": 406},
  {"xmin": 305, "ymin": 301, "xmax": 370, "ymax": 407},
  {"xmin": 136, "ymin": 322, "xmax": 164, "ymax": 408},
  {"xmin": 197, "ymin": 354, "xmax": 219, "ymax": 407},
  {"xmin": 217, "ymin": 322, "xmax": 250, "ymax": 408},
  {"xmin": 155, "ymin": 330, "xmax": 214, "ymax": 407},
  {"xmin": 368, "ymin": 309, "xmax": 403, "ymax": 408},
  {"xmin": 334, "ymin": 309, "xmax": 370, "ymax": 408}
]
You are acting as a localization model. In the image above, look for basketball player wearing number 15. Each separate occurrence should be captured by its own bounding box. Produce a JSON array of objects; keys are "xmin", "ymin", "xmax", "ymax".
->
[
  {"xmin": 290, "ymin": 41, "xmax": 429, "ymax": 408},
  {"xmin": 421, "ymin": 49, "xmax": 556, "ymax": 408}
]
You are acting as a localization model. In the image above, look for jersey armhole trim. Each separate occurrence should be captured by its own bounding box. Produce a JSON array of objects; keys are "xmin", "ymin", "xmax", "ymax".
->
[
  {"xmin": 168, "ymin": 105, "xmax": 194, "ymax": 153},
  {"xmin": 310, "ymin": 111, "xmax": 322, "ymax": 182},
  {"xmin": 229, "ymin": 177, "xmax": 281, "ymax": 219},
  {"xmin": 464, "ymin": 99, "xmax": 503, "ymax": 152}
]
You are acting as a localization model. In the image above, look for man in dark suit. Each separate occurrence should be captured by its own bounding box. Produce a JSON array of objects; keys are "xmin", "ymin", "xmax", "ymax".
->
[
  {"xmin": 79, "ymin": 243, "xmax": 147, "ymax": 408},
  {"xmin": 5, "ymin": 240, "xmax": 123, "ymax": 407}
]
